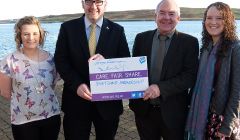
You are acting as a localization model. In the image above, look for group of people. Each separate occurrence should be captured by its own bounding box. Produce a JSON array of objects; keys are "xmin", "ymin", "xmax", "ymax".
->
[{"xmin": 0, "ymin": 0, "xmax": 239, "ymax": 140}]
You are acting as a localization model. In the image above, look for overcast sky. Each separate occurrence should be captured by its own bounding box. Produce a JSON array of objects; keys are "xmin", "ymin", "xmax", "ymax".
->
[{"xmin": 0, "ymin": 0, "xmax": 239, "ymax": 20}]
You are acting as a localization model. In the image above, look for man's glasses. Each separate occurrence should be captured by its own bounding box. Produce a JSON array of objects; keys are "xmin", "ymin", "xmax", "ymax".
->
[{"xmin": 83, "ymin": 0, "xmax": 105, "ymax": 6}]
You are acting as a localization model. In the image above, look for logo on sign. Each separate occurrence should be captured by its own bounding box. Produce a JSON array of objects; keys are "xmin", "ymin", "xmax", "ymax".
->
[{"xmin": 139, "ymin": 56, "xmax": 146, "ymax": 64}]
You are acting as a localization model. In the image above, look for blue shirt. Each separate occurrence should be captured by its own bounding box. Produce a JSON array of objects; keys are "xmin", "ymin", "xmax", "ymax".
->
[{"xmin": 84, "ymin": 16, "xmax": 103, "ymax": 44}]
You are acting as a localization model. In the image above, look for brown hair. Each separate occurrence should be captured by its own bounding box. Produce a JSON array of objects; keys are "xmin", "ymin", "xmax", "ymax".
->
[
  {"xmin": 201, "ymin": 2, "xmax": 238, "ymax": 56},
  {"xmin": 14, "ymin": 16, "xmax": 46, "ymax": 50}
]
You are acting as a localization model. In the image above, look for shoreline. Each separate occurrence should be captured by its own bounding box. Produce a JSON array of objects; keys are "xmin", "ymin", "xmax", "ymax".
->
[
  {"xmin": 0, "ymin": 18, "xmax": 209, "ymax": 24},
  {"xmin": 1, "ymin": 8, "xmax": 239, "ymax": 24}
]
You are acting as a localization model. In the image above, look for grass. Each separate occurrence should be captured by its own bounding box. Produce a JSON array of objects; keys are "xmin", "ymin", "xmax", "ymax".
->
[{"xmin": 0, "ymin": 8, "xmax": 240, "ymax": 23}]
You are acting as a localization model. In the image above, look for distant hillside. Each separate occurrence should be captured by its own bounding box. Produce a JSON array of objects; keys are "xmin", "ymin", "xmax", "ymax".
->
[{"xmin": 1, "ymin": 7, "xmax": 240, "ymax": 23}]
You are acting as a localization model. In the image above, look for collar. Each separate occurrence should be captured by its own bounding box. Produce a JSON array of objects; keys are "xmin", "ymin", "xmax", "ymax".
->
[
  {"xmin": 84, "ymin": 16, "xmax": 103, "ymax": 29},
  {"xmin": 157, "ymin": 29, "xmax": 175, "ymax": 39}
]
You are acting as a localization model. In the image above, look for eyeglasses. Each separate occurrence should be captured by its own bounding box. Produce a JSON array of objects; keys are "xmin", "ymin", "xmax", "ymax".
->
[{"xmin": 83, "ymin": 0, "xmax": 105, "ymax": 6}]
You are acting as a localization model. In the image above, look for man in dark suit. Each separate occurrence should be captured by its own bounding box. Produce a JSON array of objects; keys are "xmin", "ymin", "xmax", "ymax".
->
[
  {"xmin": 54, "ymin": 0, "xmax": 130, "ymax": 139},
  {"xmin": 129, "ymin": 0, "xmax": 199, "ymax": 140}
]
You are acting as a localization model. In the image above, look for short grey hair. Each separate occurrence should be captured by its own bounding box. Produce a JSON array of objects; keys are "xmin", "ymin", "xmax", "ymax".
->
[{"xmin": 155, "ymin": 0, "xmax": 181, "ymax": 16}]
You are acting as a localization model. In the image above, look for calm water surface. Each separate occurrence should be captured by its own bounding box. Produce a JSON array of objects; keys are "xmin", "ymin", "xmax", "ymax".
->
[{"xmin": 0, "ymin": 20, "xmax": 240, "ymax": 59}]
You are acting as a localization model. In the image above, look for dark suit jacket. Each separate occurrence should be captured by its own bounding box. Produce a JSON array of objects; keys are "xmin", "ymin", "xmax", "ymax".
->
[
  {"xmin": 54, "ymin": 15, "xmax": 130, "ymax": 120},
  {"xmin": 205, "ymin": 41, "xmax": 240, "ymax": 135},
  {"xmin": 129, "ymin": 29, "xmax": 199, "ymax": 129}
]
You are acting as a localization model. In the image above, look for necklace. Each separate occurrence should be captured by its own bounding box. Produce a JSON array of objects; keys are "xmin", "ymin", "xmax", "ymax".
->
[{"xmin": 21, "ymin": 48, "xmax": 45, "ymax": 94}]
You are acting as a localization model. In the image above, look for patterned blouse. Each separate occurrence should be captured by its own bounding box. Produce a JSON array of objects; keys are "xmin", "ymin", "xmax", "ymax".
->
[{"xmin": 0, "ymin": 50, "xmax": 60, "ymax": 125}]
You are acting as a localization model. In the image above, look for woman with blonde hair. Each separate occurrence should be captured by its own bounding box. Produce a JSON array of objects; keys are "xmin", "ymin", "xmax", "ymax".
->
[{"xmin": 0, "ymin": 16, "xmax": 61, "ymax": 140}]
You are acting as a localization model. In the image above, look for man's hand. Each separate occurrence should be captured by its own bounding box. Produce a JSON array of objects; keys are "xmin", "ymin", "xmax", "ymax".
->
[
  {"xmin": 77, "ymin": 84, "xmax": 92, "ymax": 101},
  {"xmin": 143, "ymin": 84, "xmax": 160, "ymax": 100},
  {"xmin": 88, "ymin": 53, "xmax": 105, "ymax": 62}
]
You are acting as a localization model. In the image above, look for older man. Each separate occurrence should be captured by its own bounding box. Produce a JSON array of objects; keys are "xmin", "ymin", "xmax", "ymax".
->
[{"xmin": 129, "ymin": 0, "xmax": 199, "ymax": 139}]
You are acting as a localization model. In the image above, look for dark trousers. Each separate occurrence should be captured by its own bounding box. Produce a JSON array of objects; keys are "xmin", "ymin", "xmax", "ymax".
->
[
  {"xmin": 135, "ymin": 107, "xmax": 185, "ymax": 140},
  {"xmin": 63, "ymin": 104, "xmax": 119, "ymax": 140},
  {"xmin": 11, "ymin": 115, "xmax": 61, "ymax": 140}
]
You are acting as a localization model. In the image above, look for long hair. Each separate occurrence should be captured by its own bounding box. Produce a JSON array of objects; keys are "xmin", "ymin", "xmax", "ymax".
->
[
  {"xmin": 14, "ymin": 16, "xmax": 47, "ymax": 50},
  {"xmin": 201, "ymin": 2, "xmax": 238, "ymax": 56}
]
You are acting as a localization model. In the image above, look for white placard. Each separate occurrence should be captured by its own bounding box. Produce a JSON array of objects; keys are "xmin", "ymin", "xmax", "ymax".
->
[{"xmin": 89, "ymin": 56, "xmax": 149, "ymax": 101}]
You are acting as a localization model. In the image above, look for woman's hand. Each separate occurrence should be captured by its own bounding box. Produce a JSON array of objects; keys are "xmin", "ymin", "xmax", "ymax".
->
[
  {"xmin": 0, "ymin": 72, "xmax": 12, "ymax": 100},
  {"xmin": 215, "ymin": 131, "xmax": 229, "ymax": 139}
]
